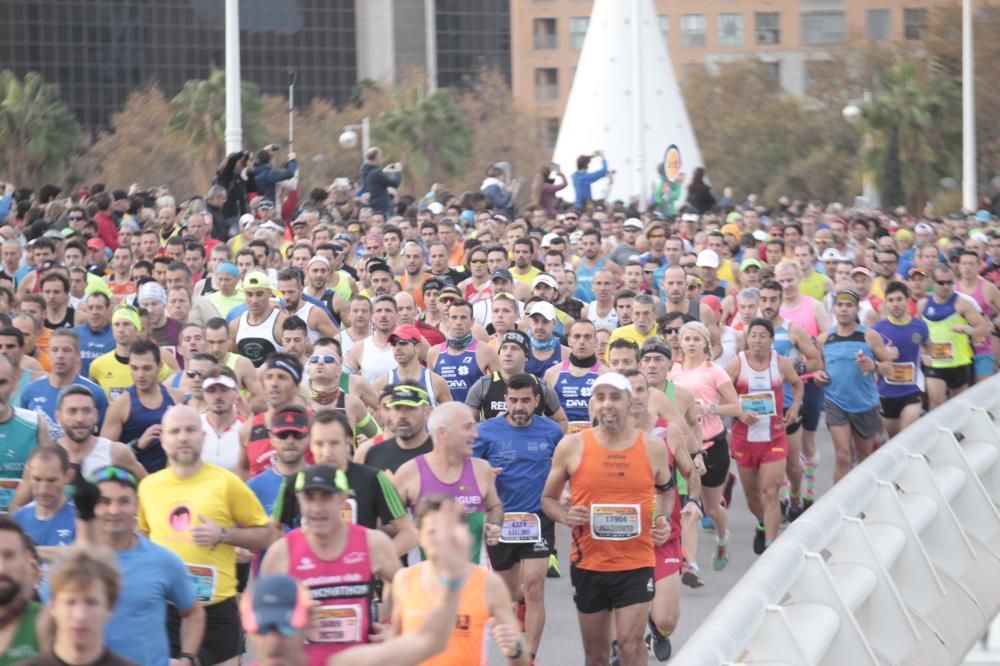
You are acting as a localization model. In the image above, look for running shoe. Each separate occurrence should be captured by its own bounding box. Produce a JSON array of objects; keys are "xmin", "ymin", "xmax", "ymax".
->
[
  {"xmin": 609, "ymin": 639, "xmax": 620, "ymax": 666},
  {"xmin": 701, "ymin": 514, "xmax": 715, "ymax": 530},
  {"xmin": 753, "ymin": 523, "xmax": 766, "ymax": 555},
  {"xmin": 780, "ymin": 498, "xmax": 789, "ymax": 523},
  {"xmin": 712, "ymin": 533, "xmax": 731, "ymax": 571},
  {"xmin": 646, "ymin": 614, "xmax": 673, "ymax": 661},
  {"xmin": 787, "ymin": 501, "xmax": 805, "ymax": 522},
  {"xmin": 516, "ymin": 599, "xmax": 526, "ymax": 632},
  {"xmin": 681, "ymin": 562, "xmax": 704, "ymax": 588},
  {"xmin": 546, "ymin": 553, "xmax": 561, "ymax": 578}
]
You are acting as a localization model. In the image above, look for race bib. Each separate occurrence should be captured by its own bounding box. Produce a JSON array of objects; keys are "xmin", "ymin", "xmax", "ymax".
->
[
  {"xmin": 740, "ymin": 391, "xmax": 776, "ymax": 417},
  {"xmin": 307, "ymin": 604, "xmax": 363, "ymax": 644},
  {"xmin": 885, "ymin": 362, "xmax": 915, "ymax": 385},
  {"xmin": 930, "ymin": 342, "xmax": 955, "ymax": 362},
  {"xmin": 340, "ymin": 498, "xmax": 357, "ymax": 525},
  {"xmin": 590, "ymin": 504, "xmax": 641, "ymax": 541},
  {"xmin": 186, "ymin": 564, "xmax": 217, "ymax": 603},
  {"xmin": 499, "ymin": 512, "xmax": 541, "ymax": 543},
  {"xmin": 566, "ymin": 421, "xmax": 590, "ymax": 435},
  {"xmin": 0, "ymin": 479, "xmax": 19, "ymax": 513}
]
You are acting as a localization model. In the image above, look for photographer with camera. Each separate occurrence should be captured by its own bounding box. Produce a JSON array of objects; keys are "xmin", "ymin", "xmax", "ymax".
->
[{"xmin": 360, "ymin": 147, "xmax": 402, "ymax": 217}]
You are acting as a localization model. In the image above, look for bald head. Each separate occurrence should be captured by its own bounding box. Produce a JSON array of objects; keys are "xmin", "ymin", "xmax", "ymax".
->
[{"xmin": 161, "ymin": 405, "xmax": 204, "ymax": 465}]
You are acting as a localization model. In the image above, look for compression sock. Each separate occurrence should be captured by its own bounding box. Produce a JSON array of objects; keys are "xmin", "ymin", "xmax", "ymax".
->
[{"xmin": 803, "ymin": 454, "xmax": 817, "ymax": 502}]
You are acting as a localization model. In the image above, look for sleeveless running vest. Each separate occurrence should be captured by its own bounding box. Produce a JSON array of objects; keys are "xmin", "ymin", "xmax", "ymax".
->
[
  {"xmin": 923, "ymin": 292, "xmax": 974, "ymax": 368},
  {"xmin": 576, "ymin": 256, "xmax": 608, "ymax": 301},
  {"xmin": 11, "ymin": 369, "xmax": 32, "ymax": 408},
  {"xmin": 386, "ymin": 367, "xmax": 438, "ymax": 407},
  {"xmin": 780, "ymin": 296, "xmax": 821, "ymax": 337},
  {"xmin": 587, "ymin": 303, "xmax": 619, "ymax": 330},
  {"xmin": 0, "ymin": 600, "xmax": 42, "ymax": 663},
  {"xmin": 799, "ymin": 270, "xmax": 828, "ymax": 301},
  {"xmin": 201, "ymin": 413, "xmax": 243, "ymax": 472},
  {"xmin": 399, "ymin": 563, "xmax": 489, "ymax": 666},
  {"xmin": 359, "ymin": 337, "xmax": 397, "ymax": 385},
  {"xmin": 772, "ymin": 319, "xmax": 799, "ymax": 409},
  {"xmin": 415, "ymin": 456, "xmax": 485, "ymax": 564},
  {"xmin": 294, "ymin": 301, "xmax": 321, "ymax": 343},
  {"xmin": 554, "ymin": 359, "xmax": 599, "ymax": 424},
  {"xmin": 732, "ymin": 351, "xmax": 787, "ymax": 445},
  {"xmin": 823, "ymin": 325, "xmax": 880, "ymax": 412},
  {"xmin": 479, "ymin": 373, "xmax": 547, "ymax": 420},
  {"xmin": 433, "ymin": 341, "xmax": 483, "ymax": 405},
  {"xmin": 570, "ymin": 428, "xmax": 655, "ymax": 571},
  {"xmin": 236, "ymin": 307, "xmax": 283, "ymax": 367},
  {"xmin": 286, "ymin": 525, "xmax": 374, "ymax": 661},
  {"xmin": 524, "ymin": 343, "xmax": 562, "ymax": 379},
  {"xmin": 121, "ymin": 385, "xmax": 174, "ymax": 473},
  {"xmin": 247, "ymin": 411, "xmax": 317, "ymax": 477},
  {"xmin": 79, "ymin": 437, "xmax": 113, "ymax": 479},
  {"xmin": 956, "ymin": 278, "xmax": 993, "ymax": 356}
]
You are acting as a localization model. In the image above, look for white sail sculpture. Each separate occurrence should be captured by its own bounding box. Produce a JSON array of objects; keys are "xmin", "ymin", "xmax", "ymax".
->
[{"xmin": 552, "ymin": 0, "xmax": 703, "ymax": 210}]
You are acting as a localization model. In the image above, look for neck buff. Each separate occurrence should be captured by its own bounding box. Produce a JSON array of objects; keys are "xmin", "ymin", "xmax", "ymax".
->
[
  {"xmin": 310, "ymin": 385, "xmax": 340, "ymax": 405},
  {"xmin": 570, "ymin": 353, "xmax": 597, "ymax": 368},
  {"xmin": 530, "ymin": 334, "xmax": 559, "ymax": 351},
  {"xmin": 447, "ymin": 331, "xmax": 474, "ymax": 350}
]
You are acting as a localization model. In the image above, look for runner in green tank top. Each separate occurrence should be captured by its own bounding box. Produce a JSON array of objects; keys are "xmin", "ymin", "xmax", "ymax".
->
[
  {"xmin": 0, "ymin": 601, "xmax": 44, "ymax": 665},
  {"xmin": 0, "ymin": 359, "xmax": 48, "ymax": 512},
  {"xmin": 0, "ymin": 520, "xmax": 51, "ymax": 664}
]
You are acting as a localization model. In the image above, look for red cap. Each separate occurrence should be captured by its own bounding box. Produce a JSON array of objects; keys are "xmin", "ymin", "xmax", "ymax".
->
[
  {"xmin": 850, "ymin": 266, "xmax": 874, "ymax": 279},
  {"xmin": 388, "ymin": 325, "xmax": 423, "ymax": 344},
  {"xmin": 86, "ymin": 238, "xmax": 105, "ymax": 251},
  {"xmin": 701, "ymin": 294, "xmax": 722, "ymax": 315}
]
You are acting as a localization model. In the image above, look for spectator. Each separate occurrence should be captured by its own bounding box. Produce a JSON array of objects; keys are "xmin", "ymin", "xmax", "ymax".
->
[
  {"xmin": 91, "ymin": 192, "xmax": 119, "ymax": 251},
  {"xmin": 572, "ymin": 150, "xmax": 609, "ymax": 211},
  {"xmin": 686, "ymin": 166, "xmax": 716, "ymax": 214},
  {"xmin": 360, "ymin": 147, "xmax": 402, "ymax": 217},
  {"xmin": 215, "ymin": 151, "xmax": 257, "ymax": 221},
  {"xmin": 534, "ymin": 163, "xmax": 567, "ymax": 218},
  {"xmin": 252, "ymin": 149, "xmax": 297, "ymax": 203},
  {"xmin": 481, "ymin": 165, "xmax": 518, "ymax": 218}
]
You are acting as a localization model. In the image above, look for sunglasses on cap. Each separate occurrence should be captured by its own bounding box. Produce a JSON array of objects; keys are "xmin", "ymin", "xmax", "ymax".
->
[
  {"xmin": 309, "ymin": 355, "xmax": 339, "ymax": 364},
  {"xmin": 88, "ymin": 465, "xmax": 138, "ymax": 487}
]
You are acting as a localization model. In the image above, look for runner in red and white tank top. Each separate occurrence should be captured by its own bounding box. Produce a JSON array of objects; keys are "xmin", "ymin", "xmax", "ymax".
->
[
  {"xmin": 259, "ymin": 464, "xmax": 401, "ymax": 666},
  {"xmin": 724, "ymin": 321, "xmax": 804, "ymax": 556}
]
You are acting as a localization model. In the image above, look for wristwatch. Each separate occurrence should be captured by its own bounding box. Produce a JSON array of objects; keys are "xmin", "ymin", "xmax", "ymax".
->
[{"xmin": 177, "ymin": 652, "xmax": 200, "ymax": 666}]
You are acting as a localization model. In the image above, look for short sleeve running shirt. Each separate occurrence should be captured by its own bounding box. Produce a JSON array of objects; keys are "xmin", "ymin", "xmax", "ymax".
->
[
  {"xmin": 474, "ymin": 415, "xmax": 562, "ymax": 513},
  {"xmin": 668, "ymin": 361, "xmax": 731, "ymax": 439},
  {"xmin": 137, "ymin": 462, "xmax": 270, "ymax": 603}
]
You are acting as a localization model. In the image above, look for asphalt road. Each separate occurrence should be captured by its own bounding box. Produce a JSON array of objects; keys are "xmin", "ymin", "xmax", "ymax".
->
[{"xmin": 487, "ymin": 428, "xmax": 836, "ymax": 665}]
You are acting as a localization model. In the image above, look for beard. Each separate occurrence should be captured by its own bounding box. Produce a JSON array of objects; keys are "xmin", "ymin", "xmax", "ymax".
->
[{"xmin": 0, "ymin": 575, "xmax": 22, "ymax": 605}]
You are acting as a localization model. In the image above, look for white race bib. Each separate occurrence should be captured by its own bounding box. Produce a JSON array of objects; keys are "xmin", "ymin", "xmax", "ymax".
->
[
  {"xmin": 740, "ymin": 391, "xmax": 776, "ymax": 417},
  {"xmin": 499, "ymin": 512, "xmax": 541, "ymax": 543},
  {"xmin": 307, "ymin": 604, "xmax": 364, "ymax": 644},
  {"xmin": 590, "ymin": 504, "xmax": 641, "ymax": 541}
]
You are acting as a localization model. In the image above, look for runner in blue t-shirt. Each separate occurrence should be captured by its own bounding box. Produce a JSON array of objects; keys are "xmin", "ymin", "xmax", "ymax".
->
[
  {"xmin": 13, "ymin": 448, "xmax": 76, "ymax": 560},
  {"xmin": 872, "ymin": 280, "xmax": 930, "ymax": 437},
  {"xmin": 473, "ymin": 372, "xmax": 563, "ymax": 661},
  {"xmin": 72, "ymin": 293, "xmax": 115, "ymax": 376}
]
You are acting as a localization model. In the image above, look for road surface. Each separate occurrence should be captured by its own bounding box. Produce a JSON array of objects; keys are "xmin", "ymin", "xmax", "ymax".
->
[{"xmin": 487, "ymin": 428, "xmax": 836, "ymax": 664}]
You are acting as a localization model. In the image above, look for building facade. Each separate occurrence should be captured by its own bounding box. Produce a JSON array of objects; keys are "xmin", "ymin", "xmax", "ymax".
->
[{"xmin": 511, "ymin": 0, "xmax": 953, "ymax": 149}]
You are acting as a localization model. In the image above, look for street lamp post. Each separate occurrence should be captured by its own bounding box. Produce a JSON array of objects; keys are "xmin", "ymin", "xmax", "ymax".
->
[
  {"xmin": 224, "ymin": 0, "xmax": 243, "ymax": 155},
  {"xmin": 962, "ymin": 0, "xmax": 977, "ymax": 212},
  {"xmin": 843, "ymin": 91, "xmax": 879, "ymax": 209},
  {"xmin": 338, "ymin": 117, "xmax": 371, "ymax": 155}
]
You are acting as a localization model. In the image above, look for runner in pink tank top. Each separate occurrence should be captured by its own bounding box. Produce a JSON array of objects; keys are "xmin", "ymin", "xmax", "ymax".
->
[
  {"xmin": 286, "ymin": 525, "xmax": 375, "ymax": 664},
  {"xmin": 780, "ymin": 295, "xmax": 821, "ymax": 337}
]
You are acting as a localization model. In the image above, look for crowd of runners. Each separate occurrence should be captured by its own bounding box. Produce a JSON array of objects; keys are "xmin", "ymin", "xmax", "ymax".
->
[{"xmin": 0, "ymin": 145, "xmax": 998, "ymax": 666}]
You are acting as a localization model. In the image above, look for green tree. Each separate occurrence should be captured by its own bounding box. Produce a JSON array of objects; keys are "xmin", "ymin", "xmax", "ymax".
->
[
  {"xmin": 167, "ymin": 68, "xmax": 266, "ymax": 169},
  {"xmin": 371, "ymin": 87, "xmax": 472, "ymax": 195},
  {"xmin": 859, "ymin": 58, "xmax": 958, "ymax": 211},
  {"xmin": 0, "ymin": 70, "xmax": 80, "ymax": 187}
]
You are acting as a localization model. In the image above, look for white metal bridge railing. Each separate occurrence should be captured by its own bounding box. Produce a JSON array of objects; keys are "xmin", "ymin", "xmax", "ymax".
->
[{"xmin": 674, "ymin": 374, "xmax": 1000, "ymax": 666}]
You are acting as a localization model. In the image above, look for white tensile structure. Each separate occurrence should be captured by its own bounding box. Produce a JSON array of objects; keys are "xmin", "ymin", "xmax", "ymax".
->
[{"xmin": 552, "ymin": 0, "xmax": 703, "ymax": 209}]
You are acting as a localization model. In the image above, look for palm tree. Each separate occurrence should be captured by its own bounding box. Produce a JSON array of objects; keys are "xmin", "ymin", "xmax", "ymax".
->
[
  {"xmin": 371, "ymin": 87, "xmax": 472, "ymax": 194},
  {"xmin": 0, "ymin": 70, "xmax": 80, "ymax": 187},
  {"xmin": 167, "ymin": 68, "xmax": 266, "ymax": 168},
  {"xmin": 859, "ymin": 58, "xmax": 959, "ymax": 211}
]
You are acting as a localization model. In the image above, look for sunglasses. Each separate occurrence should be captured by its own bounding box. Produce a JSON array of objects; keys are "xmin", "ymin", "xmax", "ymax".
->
[
  {"xmin": 390, "ymin": 339, "xmax": 415, "ymax": 347},
  {"xmin": 438, "ymin": 296, "xmax": 457, "ymax": 303},
  {"xmin": 643, "ymin": 270, "xmax": 654, "ymax": 275},
  {"xmin": 648, "ymin": 233, "xmax": 666, "ymax": 240},
  {"xmin": 185, "ymin": 369, "xmax": 204, "ymax": 378},
  {"xmin": 274, "ymin": 430, "xmax": 307, "ymax": 440},
  {"xmin": 469, "ymin": 259, "xmax": 487, "ymax": 265},
  {"xmin": 309, "ymin": 355, "xmax": 339, "ymax": 364},
  {"xmin": 662, "ymin": 327, "xmax": 681, "ymax": 335},
  {"xmin": 88, "ymin": 465, "xmax": 138, "ymax": 487},
  {"xmin": 936, "ymin": 279, "xmax": 954, "ymax": 286},
  {"xmin": 68, "ymin": 216, "xmax": 84, "ymax": 221}
]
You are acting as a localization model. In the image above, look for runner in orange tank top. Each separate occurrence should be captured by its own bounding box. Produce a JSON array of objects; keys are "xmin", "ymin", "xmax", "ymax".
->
[
  {"xmin": 391, "ymin": 496, "xmax": 529, "ymax": 666},
  {"xmin": 541, "ymin": 372, "xmax": 673, "ymax": 666}
]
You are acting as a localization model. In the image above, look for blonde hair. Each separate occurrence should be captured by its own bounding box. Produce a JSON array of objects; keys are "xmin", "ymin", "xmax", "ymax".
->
[{"xmin": 679, "ymin": 321, "xmax": 713, "ymax": 360}]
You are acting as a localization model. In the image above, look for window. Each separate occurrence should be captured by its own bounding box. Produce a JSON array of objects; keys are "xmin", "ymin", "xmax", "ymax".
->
[
  {"xmin": 533, "ymin": 17, "xmax": 557, "ymax": 50},
  {"xmin": 867, "ymin": 9, "xmax": 891, "ymax": 42},
  {"xmin": 540, "ymin": 117, "xmax": 560, "ymax": 148},
  {"xmin": 534, "ymin": 68, "xmax": 558, "ymax": 101},
  {"xmin": 801, "ymin": 11, "xmax": 845, "ymax": 45},
  {"xmin": 718, "ymin": 13, "xmax": 743, "ymax": 46},
  {"xmin": 657, "ymin": 15, "xmax": 670, "ymax": 46},
  {"xmin": 681, "ymin": 14, "xmax": 705, "ymax": 48},
  {"xmin": 569, "ymin": 16, "xmax": 588, "ymax": 50},
  {"xmin": 755, "ymin": 12, "xmax": 780, "ymax": 45},
  {"xmin": 904, "ymin": 8, "xmax": 927, "ymax": 40}
]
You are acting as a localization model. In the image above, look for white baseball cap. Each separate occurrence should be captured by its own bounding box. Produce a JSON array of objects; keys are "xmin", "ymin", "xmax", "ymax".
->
[
  {"xmin": 541, "ymin": 232, "xmax": 561, "ymax": 248},
  {"xmin": 592, "ymin": 372, "xmax": 632, "ymax": 394},
  {"xmin": 820, "ymin": 248, "xmax": 846, "ymax": 262},
  {"xmin": 526, "ymin": 301, "xmax": 557, "ymax": 321},
  {"xmin": 427, "ymin": 201, "xmax": 444, "ymax": 215},
  {"xmin": 696, "ymin": 249, "xmax": 720, "ymax": 269},
  {"xmin": 623, "ymin": 218, "xmax": 643, "ymax": 231},
  {"xmin": 532, "ymin": 273, "xmax": 558, "ymax": 290},
  {"xmin": 239, "ymin": 213, "xmax": 257, "ymax": 228}
]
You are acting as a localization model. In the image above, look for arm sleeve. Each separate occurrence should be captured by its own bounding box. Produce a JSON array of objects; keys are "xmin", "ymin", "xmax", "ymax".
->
[
  {"xmin": 163, "ymin": 549, "xmax": 198, "ymax": 610},
  {"xmin": 355, "ymin": 412, "xmax": 381, "ymax": 439},
  {"xmin": 375, "ymin": 470, "xmax": 407, "ymax": 521}
]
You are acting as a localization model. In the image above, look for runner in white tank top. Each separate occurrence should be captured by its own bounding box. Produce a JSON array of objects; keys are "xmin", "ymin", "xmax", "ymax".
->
[
  {"xmin": 294, "ymin": 301, "xmax": 321, "ymax": 343},
  {"xmin": 587, "ymin": 305, "xmax": 618, "ymax": 331},
  {"xmin": 199, "ymin": 412, "xmax": 243, "ymax": 472},
  {"xmin": 359, "ymin": 336, "xmax": 398, "ymax": 384}
]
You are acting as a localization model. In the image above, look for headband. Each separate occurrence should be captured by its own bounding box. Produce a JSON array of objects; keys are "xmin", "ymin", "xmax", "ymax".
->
[
  {"xmin": 137, "ymin": 281, "xmax": 167, "ymax": 305},
  {"xmin": 264, "ymin": 357, "xmax": 303, "ymax": 385},
  {"xmin": 111, "ymin": 306, "xmax": 143, "ymax": 332}
]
